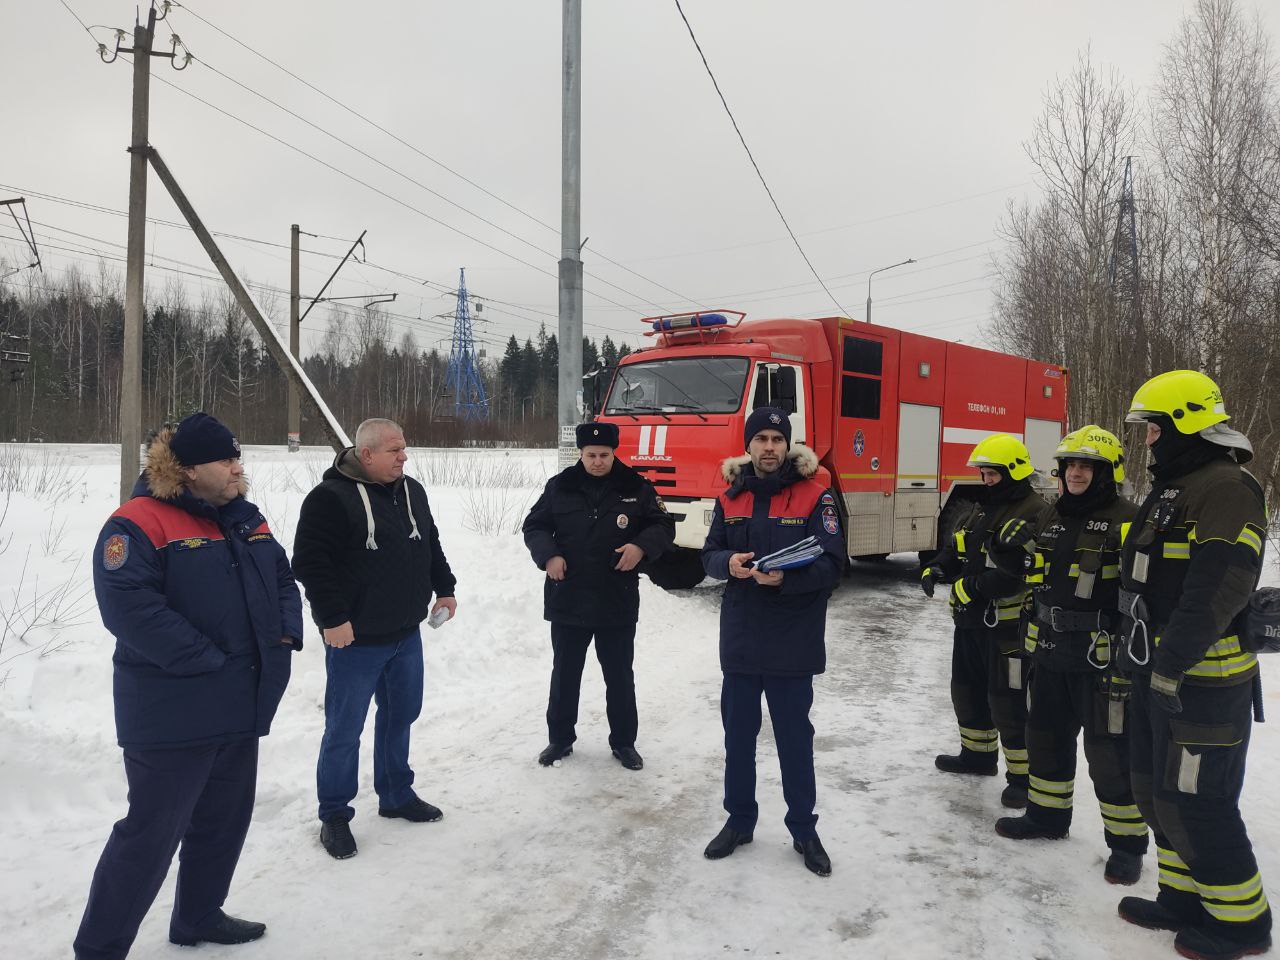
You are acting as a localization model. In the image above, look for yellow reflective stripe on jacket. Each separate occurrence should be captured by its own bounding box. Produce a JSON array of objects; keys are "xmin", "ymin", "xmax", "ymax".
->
[
  {"xmin": 1119, "ymin": 521, "xmax": 1131, "ymax": 544},
  {"xmin": 1180, "ymin": 634, "xmax": 1258, "ymax": 681},
  {"xmin": 1237, "ymin": 527, "xmax": 1264, "ymax": 556},
  {"xmin": 1024, "ymin": 621, "xmax": 1039, "ymax": 654},
  {"xmin": 954, "ymin": 530, "xmax": 967, "ymax": 553},
  {"xmin": 1101, "ymin": 564, "xmax": 1120, "ymax": 579},
  {"xmin": 1162, "ymin": 542, "xmax": 1191, "ymax": 560},
  {"xmin": 952, "ymin": 580, "xmax": 973, "ymax": 605}
]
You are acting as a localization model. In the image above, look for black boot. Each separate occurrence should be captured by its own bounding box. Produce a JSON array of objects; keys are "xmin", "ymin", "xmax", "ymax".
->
[
  {"xmin": 1118, "ymin": 896, "xmax": 1197, "ymax": 932},
  {"xmin": 612, "ymin": 746, "xmax": 644, "ymax": 770},
  {"xmin": 995, "ymin": 813, "xmax": 1068, "ymax": 840},
  {"xmin": 538, "ymin": 742, "xmax": 573, "ymax": 766},
  {"xmin": 320, "ymin": 817, "xmax": 357, "ymax": 860},
  {"xmin": 170, "ymin": 911, "xmax": 266, "ymax": 946},
  {"xmin": 793, "ymin": 837, "xmax": 832, "ymax": 877},
  {"xmin": 935, "ymin": 753, "xmax": 998, "ymax": 776},
  {"xmin": 704, "ymin": 824, "xmax": 753, "ymax": 860},
  {"xmin": 1174, "ymin": 925, "xmax": 1272, "ymax": 960},
  {"xmin": 1104, "ymin": 851, "xmax": 1143, "ymax": 885},
  {"xmin": 379, "ymin": 797, "xmax": 443, "ymax": 822},
  {"xmin": 1000, "ymin": 783, "xmax": 1029, "ymax": 809}
]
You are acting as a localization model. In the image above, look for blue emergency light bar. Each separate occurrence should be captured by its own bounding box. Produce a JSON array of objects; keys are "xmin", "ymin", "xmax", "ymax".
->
[{"xmin": 650, "ymin": 313, "xmax": 730, "ymax": 332}]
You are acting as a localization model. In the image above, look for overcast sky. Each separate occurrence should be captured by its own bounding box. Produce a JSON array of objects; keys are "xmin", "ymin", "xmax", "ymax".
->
[{"xmin": 4, "ymin": 0, "xmax": 1278, "ymax": 359}]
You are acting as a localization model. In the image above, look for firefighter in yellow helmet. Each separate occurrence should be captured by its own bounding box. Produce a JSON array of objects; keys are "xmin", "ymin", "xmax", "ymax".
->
[
  {"xmin": 988, "ymin": 427, "xmax": 1149, "ymax": 884},
  {"xmin": 921, "ymin": 433, "xmax": 1047, "ymax": 807},
  {"xmin": 1116, "ymin": 371, "xmax": 1270, "ymax": 960}
]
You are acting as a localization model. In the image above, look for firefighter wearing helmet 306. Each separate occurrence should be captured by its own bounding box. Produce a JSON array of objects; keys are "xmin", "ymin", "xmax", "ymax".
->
[
  {"xmin": 920, "ymin": 433, "xmax": 1046, "ymax": 808},
  {"xmin": 988, "ymin": 427, "xmax": 1149, "ymax": 885},
  {"xmin": 1116, "ymin": 371, "xmax": 1271, "ymax": 960}
]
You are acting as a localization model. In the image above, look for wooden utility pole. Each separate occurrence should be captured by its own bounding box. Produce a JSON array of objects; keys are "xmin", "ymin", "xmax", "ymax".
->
[
  {"xmin": 119, "ymin": 7, "xmax": 157, "ymax": 503},
  {"xmin": 288, "ymin": 223, "xmax": 301, "ymax": 451}
]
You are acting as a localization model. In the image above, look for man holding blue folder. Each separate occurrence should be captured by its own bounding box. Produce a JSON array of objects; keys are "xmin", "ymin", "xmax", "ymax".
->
[{"xmin": 700, "ymin": 407, "xmax": 846, "ymax": 876}]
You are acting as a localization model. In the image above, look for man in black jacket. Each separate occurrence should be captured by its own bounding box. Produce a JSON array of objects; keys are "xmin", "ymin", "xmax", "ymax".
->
[
  {"xmin": 292, "ymin": 419, "xmax": 457, "ymax": 861},
  {"xmin": 522, "ymin": 421, "xmax": 675, "ymax": 770}
]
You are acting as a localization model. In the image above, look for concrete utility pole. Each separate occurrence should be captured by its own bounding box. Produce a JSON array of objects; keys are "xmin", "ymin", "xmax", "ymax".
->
[
  {"xmin": 557, "ymin": 0, "xmax": 584, "ymax": 470},
  {"xmin": 119, "ymin": 7, "xmax": 157, "ymax": 503},
  {"xmin": 288, "ymin": 223, "xmax": 301, "ymax": 451}
]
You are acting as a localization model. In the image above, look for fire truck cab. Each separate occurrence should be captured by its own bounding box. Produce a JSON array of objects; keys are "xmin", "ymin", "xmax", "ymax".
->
[{"xmin": 594, "ymin": 310, "xmax": 1067, "ymax": 585}]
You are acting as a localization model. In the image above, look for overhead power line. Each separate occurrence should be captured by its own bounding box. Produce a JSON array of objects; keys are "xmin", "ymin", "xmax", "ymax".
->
[
  {"xmin": 672, "ymin": 0, "xmax": 850, "ymax": 318},
  {"xmin": 167, "ymin": 1, "xmax": 702, "ymax": 309}
]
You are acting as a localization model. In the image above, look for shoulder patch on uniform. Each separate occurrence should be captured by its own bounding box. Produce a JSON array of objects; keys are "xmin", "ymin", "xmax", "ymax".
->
[
  {"xmin": 820, "ymin": 492, "xmax": 836, "ymax": 506},
  {"xmin": 822, "ymin": 506, "xmax": 839, "ymax": 535},
  {"xmin": 103, "ymin": 533, "xmax": 129, "ymax": 570}
]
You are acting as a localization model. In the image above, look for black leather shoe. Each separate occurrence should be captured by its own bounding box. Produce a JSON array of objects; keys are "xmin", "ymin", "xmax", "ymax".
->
[
  {"xmin": 1119, "ymin": 896, "xmax": 1196, "ymax": 932},
  {"xmin": 935, "ymin": 753, "xmax": 998, "ymax": 776},
  {"xmin": 1104, "ymin": 851, "xmax": 1144, "ymax": 885},
  {"xmin": 170, "ymin": 911, "xmax": 266, "ymax": 946},
  {"xmin": 379, "ymin": 797, "xmax": 443, "ymax": 822},
  {"xmin": 320, "ymin": 817, "xmax": 357, "ymax": 860},
  {"xmin": 995, "ymin": 813, "xmax": 1068, "ymax": 840},
  {"xmin": 704, "ymin": 824, "xmax": 753, "ymax": 860},
  {"xmin": 538, "ymin": 742, "xmax": 573, "ymax": 766},
  {"xmin": 612, "ymin": 746, "xmax": 644, "ymax": 770},
  {"xmin": 793, "ymin": 838, "xmax": 832, "ymax": 877},
  {"xmin": 1174, "ymin": 925, "xmax": 1272, "ymax": 960},
  {"xmin": 1000, "ymin": 784, "xmax": 1029, "ymax": 809}
]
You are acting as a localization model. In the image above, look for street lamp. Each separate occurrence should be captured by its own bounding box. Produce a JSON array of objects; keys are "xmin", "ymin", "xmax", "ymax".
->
[{"xmin": 865, "ymin": 258, "xmax": 916, "ymax": 324}]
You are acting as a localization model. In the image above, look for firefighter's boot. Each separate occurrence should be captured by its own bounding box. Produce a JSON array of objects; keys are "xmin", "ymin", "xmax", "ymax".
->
[
  {"xmin": 1174, "ymin": 925, "xmax": 1272, "ymax": 960},
  {"xmin": 934, "ymin": 752, "xmax": 997, "ymax": 776},
  {"xmin": 1104, "ymin": 850, "xmax": 1143, "ymax": 886},
  {"xmin": 995, "ymin": 812, "xmax": 1067, "ymax": 841},
  {"xmin": 1118, "ymin": 896, "xmax": 1199, "ymax": 932},
  {"xmin": 1000, "ymin": 783, "xmax": 1028, "ymax": 808}
]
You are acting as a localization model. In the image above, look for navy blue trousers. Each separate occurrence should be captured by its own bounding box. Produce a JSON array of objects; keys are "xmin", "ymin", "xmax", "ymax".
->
[
  {"xmin": 721, "ymin": 672, "xmax": 818, "ymax": 842},
  {"xmin": 317, "ymin": 627, "xmax": 424, "ymax": 822},
  {"xmin": 73, "ymin": 737, "xmax": 258, "ymax": 960},
  {"xmin": 547, "ymin": 622, "xmax": 638, "ymax": 750}
]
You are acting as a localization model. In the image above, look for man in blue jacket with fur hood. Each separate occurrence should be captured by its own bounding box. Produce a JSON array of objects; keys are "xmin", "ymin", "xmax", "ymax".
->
[
  {"xmin": 75, "ymin": 413, "xmax": 302, "ymax": 959},
  {"xmin": 701, "ymin": 407, "xmax": 844, "ymax": 877}
]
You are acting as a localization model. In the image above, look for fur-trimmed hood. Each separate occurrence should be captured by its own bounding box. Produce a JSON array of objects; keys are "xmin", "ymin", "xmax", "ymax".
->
[
  {"xmin": 720, "ymin": 443, "xmax": 819, "ymax": 484},
  {"xmin": 142, "ymin": 426, "xmax": 249, "ymax": 501}
]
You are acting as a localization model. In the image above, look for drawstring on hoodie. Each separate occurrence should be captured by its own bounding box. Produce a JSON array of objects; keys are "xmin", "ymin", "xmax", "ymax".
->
[
  {"xmin": 356, "ymin": 480, "xmax": 421, "ymax": 549},
  {"xmin": 356, "ymin": 485, "xmax": 379, "ymax": 550}
]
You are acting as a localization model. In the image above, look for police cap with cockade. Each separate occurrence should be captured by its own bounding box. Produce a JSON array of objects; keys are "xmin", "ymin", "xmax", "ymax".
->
[{"xmin": 576, "ymin": 421, "xmax": 620, "ymax": 449}]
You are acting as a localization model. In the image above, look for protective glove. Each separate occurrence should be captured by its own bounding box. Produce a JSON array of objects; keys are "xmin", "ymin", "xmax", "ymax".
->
[
  {"xmin": 1149, "ymin": 672, "xmax": 1184, "ymax": 715},
  {"xmin": 997, "ymin": 518, "xmax": 1035, "ymax": 549},
  {"xmin": 920, "ymin": 567, "xmax": 940, "ymax": 599}
]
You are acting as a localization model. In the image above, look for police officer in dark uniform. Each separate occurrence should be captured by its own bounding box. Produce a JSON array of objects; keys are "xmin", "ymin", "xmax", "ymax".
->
[
  {"xmin": 700, "ymin": 407, "xmax": 845, "ymax": 877},
  {"xmin": 522, "ymin": 421, "xmax": 675, "ymax": 770},
  {"xmin": 1115, "ymin": 371, "xmax": 1271, "ymax": 960},
  {"xmin": 990, "ymin": 427, "xmax": 1149, "ymax": 885},
  {"xmin": 922, "ymin": 434, "xmax": 1047, "ymax": 808}
]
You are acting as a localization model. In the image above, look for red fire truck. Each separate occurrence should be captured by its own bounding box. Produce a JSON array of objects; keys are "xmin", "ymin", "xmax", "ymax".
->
[{"xmin": 589, "ymin": 310, "xmax": 1069, "ymax": 586}]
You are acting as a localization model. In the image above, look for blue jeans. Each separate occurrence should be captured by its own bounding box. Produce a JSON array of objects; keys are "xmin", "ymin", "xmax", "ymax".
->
[{"xmin": 316, "ymin": 628, "xmax": 423, "ymax": 822}]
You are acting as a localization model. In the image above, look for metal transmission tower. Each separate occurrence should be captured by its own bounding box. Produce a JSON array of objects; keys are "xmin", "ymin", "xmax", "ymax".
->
[
  {"xmin": 1108, "ymin": 157, "xmax": 1141, "ymax": 305},
  {"xmin": 444, "ymin": 268, "xmax": 489, "ymax": 419}
]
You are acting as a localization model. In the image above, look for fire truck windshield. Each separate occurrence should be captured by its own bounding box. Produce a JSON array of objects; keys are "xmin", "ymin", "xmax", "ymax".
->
[{"xmin": 604, "ymin": 357, "xmax": 750, "ymax": 415}]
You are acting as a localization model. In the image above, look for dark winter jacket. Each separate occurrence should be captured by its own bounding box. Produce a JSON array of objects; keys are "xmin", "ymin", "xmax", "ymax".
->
[
  {"xmin": 292, "ymin": 448, "xmax": 456, "ymax": 645},
  {"xmin": 991, "ymin": 492, "xmax": 1136, "ymax": 672},
  {"xmin": 702, "ymin": 446, "xmax": 845, "ymax": 677},
  {"xmin": 930, "ymin": 480, "xmax": 1046, "ymax": 642},
  {"xmin": 93, "ymin": 428, "xmax": 303, "ymax": 750},
  {"xmin": 522, "ymin": 460, "xmax": 675, "ymax": 626},
  {"xmin": 1118, "ymin": 452, "xmax": 1266, "ymax": 686}
]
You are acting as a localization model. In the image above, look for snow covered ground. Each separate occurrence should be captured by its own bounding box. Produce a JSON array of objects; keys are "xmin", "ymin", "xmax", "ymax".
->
[{"xmin": 1, "ymin": 442, "xmax": 1277, "ymax": 960}]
